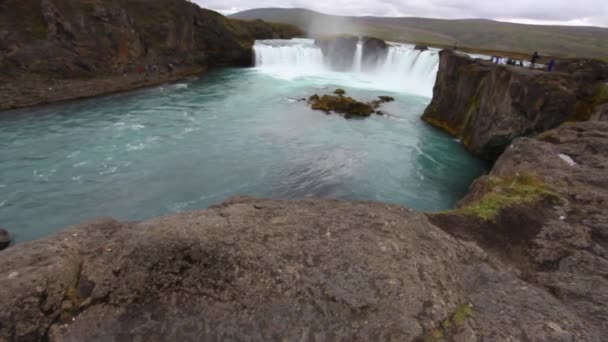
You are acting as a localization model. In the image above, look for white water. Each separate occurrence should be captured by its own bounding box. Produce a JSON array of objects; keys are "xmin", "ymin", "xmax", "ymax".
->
[
  {"xmin": 253, "ymin": 38, "xmax": 440, "ymax": 97},
  {"xmin": 353, "ymin": 41, "xmax": 363, "ymax": 72}
]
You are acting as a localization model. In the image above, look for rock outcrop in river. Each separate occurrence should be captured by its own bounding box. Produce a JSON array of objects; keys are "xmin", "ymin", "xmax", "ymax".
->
[
  {"xmin": 422, "ymin": 50, "xmax": 608, "ymax": 160},
  {"xmin": 0, "ymin": 0, "xmax": 301, "ymax": 111}
]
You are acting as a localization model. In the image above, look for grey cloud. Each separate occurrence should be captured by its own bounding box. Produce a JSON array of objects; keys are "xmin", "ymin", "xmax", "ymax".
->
[{"xmin": 194, "ymin": 0, "xmax": 608, "ymax": 27}]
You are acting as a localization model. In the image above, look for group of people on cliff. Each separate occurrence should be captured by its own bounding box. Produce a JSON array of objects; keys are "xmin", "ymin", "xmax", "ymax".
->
[{"xmin": 490, "ymin": 51, "xmax": 555, "ymax": 72}]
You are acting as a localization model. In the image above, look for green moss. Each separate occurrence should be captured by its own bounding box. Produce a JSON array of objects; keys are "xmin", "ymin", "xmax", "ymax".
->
[
  {"xmin": 421, "ymin": 303, "xmax": 473, "ymax": 342},
  {"xmin": 456, "ymin": 173, "xmax": 558, "ymax": 221},
  {"xmin": 453, "ymin": 303, "xmax": 473, "ymax": 326}
]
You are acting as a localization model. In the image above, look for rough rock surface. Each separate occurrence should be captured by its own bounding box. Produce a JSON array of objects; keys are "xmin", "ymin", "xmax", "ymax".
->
[
  {"xmin": 430, "ymin": 121, "xmax": 608, "ymax": 338},
  {"xmin": 1, "ymin": 197, "xmax": 602, "ymax": 341},
  {"xmin": 422, "ymin": 50, "xmax": 608, "ymax": 160},
  {"xmin": 0, "ymin": 0, "xmax": 302, "ymax": 111}
]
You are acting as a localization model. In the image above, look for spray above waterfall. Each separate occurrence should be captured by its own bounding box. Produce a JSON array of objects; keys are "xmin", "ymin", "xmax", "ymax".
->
[{"xmin": 253, "ymin": 38, "xmax": 439, "ymax": 97}]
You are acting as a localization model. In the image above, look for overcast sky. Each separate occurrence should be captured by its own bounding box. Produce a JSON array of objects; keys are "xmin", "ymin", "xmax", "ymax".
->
[{"xmin": 193, "ymin": 0, "xmax": 608, "ymax": 27}]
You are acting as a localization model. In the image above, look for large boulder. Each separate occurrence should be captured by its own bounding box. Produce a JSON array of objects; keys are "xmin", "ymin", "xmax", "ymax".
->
[
  {"xmin": 0, "ymin": 197, "xmax": 602, "ymax": 341},
  {"xmin": 422, "ymin": 50, "xmax": 608, "ymax": 160}
]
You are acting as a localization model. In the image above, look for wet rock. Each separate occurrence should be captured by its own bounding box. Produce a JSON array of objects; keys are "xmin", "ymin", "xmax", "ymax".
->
[
  {"xmin": 315, "ymin": 35, "xmax": 359, "ymax": 71},
  {"xmin": 362, "ymin": 37, "xmax": 389, "ymax": 66},
  {"xmin": 0, "ymin": 229, "xmax": 10, "ymax": 250},
  {"xmin": 309, "ymin": 94, "xmax": 375, "ymax": 118},
  {"xmin": 334, "ymin": 88, "xmax": 346, "ymax": 96},
  {"xmin": 414, "ymin": 45, "xmax": 428, "ymax": 51}
]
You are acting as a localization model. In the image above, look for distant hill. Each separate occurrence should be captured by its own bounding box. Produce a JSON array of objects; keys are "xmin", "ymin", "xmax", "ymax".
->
[{"xmin": 230, "ymin": 8, "xmax": 608, "ymax": 58}]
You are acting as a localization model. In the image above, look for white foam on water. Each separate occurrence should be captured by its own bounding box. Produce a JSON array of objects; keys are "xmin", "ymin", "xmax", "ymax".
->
[{"xmin": 253, "ymin": 38, "xmax": 440, "ymax": 97}]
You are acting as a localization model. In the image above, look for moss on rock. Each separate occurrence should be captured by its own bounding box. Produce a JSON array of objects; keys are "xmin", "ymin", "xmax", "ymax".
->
[
  {"xmin": 456, "ymin": 173, "xmax": 559, "ymax": 221},
  {"xmin": 309, "ymin": 94, "xmax": 375, "ymax": 118}
]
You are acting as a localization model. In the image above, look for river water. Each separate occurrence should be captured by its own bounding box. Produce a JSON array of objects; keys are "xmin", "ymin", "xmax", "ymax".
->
[{"xmin": 0, "ymin": 39, "xmax": 486, "ymax": 243}]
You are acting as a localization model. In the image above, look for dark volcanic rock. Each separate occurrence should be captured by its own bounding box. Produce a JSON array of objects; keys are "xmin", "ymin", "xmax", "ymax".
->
[
  {"xmin": 0, "ymin": 0, "xmax": 302, "ymax": 111},
  {"xmin": 422, "ymin": 50, "xmax": 608, "ymax": 160},
  {"xmin": 429, "ymin": 121, "xmax": 608, "ymax": 337},
  {"xmin": 0, "ymin": 228, "xmax": 10, "ymax": 250},
  {"xmin": 362, "ymin": 37, "xmax": 388, "ymax": 67},
  {"xmin": 414, "ymin": 45, "xmax": 428, "ymax": 51},
  {"xmin": 315, "ymin": 36, "xmax": 358, "ymax": 71},
  {"xmin": 1, "ymin": 198, "xmax": 601, "ymax": 341}
]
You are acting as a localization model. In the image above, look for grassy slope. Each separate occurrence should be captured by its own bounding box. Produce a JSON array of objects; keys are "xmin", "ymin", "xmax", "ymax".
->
[{"xmin": 230, "ymin": 8, "xmax": 608, "ymax": 58}]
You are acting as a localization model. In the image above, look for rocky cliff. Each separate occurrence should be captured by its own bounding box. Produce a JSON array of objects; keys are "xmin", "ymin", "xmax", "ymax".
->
[
  {"xmin": 0, "ymin": 0, "xmax": 302, "ymax": 110},
  {"xmin": 422, "ymin": 50, "xmax": 608, "ymax": 160}
]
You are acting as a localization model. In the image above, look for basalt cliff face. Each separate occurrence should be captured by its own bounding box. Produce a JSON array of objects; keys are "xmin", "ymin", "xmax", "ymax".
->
[
  {"xmin": 0, "ymin": 0, "xmax": 301, "ymax": 110},
  {"xmin": 422, "ymin": 50, "xmax": 608, "ymax": 160}
]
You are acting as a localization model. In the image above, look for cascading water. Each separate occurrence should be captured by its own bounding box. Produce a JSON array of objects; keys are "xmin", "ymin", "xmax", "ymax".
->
[
  {"xmin": 352, "ymin": 40, "xmax": 363, "ymax": 72},
  {"xmin": 253, "ymin": 38, "xmax": 440, "ymax": 97}
]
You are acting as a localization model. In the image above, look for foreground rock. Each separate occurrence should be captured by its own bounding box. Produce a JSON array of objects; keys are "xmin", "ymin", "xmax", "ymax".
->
[
  {"xmin": 0, "ymin": 0, "xmax": 302, "ymax": 111},
  {"xmin": 430, "ymin": 121, "xmax": 608, "ymax": 337},
  {"xmin": 1, "ymin": 197, "xmax": 601, "ymax": 341},
  {"xmin": 422, "ymin": 50, "xmax": 608, "ymax": 160}
]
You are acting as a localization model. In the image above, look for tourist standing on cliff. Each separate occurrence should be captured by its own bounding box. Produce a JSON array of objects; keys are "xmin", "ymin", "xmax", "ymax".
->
[
  {"xmin": 530, "ymin": 51, "xmax": 540, "ymax": 69},
  {"xmin": 547, "ymin": 59, "xmax": 556, "ymax": 72}
]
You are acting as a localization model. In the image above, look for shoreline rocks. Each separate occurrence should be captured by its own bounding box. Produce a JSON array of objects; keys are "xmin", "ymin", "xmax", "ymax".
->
[{"xmin": 0, "ymin": 229, "xmax": 10, "ymax": 250}]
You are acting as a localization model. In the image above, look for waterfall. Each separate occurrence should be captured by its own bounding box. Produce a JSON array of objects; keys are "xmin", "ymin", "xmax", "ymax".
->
[
  {"xmin": 253, "ymin": 38, "xmax": 439, "ymax": 97},
  {"xmin": 352, "ymin": 41, "xmax": 363, "ymax": 72}
]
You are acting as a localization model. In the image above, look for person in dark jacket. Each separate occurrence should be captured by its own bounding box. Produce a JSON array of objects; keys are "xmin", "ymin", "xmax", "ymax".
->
[{"xmin": 530, "ymin": 51, "xmax": 540, "ymax": 69}]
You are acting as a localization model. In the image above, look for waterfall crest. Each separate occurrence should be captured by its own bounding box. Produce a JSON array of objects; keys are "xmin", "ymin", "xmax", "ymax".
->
[{"xmin": 253, "ymin": 38, "xmax": 439, "ymax": 97}]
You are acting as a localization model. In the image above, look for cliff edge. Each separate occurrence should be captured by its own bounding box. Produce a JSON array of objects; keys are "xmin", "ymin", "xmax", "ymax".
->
[
  {"xmin": 0, "ymin": 0, "xmax": 302, "ymax": 111},
  {"xmin": 422, "ymin": 50, "xmax": 608, "ymax": 160}
]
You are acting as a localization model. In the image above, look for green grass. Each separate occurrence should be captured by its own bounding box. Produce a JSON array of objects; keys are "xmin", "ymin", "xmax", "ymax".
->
[
  {"xmin": 456, "ymin": 173, "xmax": 558, "ymax": 221},
  {"xmin": 231, "ymin": 8, "xmax": 608, "ymax": 58},
  {"xmin": 422, "ymin": 303, "xmax": 474, "ymax": 342}
]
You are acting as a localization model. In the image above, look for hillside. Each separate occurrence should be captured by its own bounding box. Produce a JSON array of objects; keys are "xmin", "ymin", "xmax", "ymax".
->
[{"xmin": 231, "ymin": 8, "xmax": 608, "ymax": 58}]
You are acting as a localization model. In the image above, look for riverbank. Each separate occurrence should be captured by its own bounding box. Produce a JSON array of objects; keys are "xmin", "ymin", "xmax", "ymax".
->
[{"xmin": 0, "ymin": 66, "xmax": 206, "ymax": 112}]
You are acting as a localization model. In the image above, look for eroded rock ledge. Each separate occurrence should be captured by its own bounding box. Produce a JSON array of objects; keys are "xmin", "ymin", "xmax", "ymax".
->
[
  {"xmin": 0, "ymin": 0, "xmax": 302, "ymax": 111},
  {"xmin": 2, "ymin": 121, "xmax": 607, "ymax": 341},
  {"xmin": 422, "ymin": 50, "xmax": 608, "ymax": 160}
]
